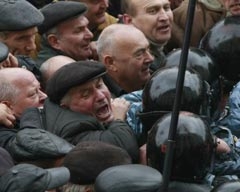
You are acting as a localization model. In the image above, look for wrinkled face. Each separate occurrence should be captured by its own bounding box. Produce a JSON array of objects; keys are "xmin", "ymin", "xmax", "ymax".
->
[
  {"xmin": 112, "ymin": 31, "xmax": 153, "ymax": 92},
  {"xmin": 56, "ymin": 15, "xmax": 93, "ymax": 60},
  {"xmin": 0, "ymin": 27, "xmax": 38, "ymax": 56},
  {"xmin": 80, "ymin": 0, "xmax": 109, "ymax": 29},
  {"xmin": 130, "ymin": 0, "xmax": 173, "ymax": 44},
  {"xmin": 12, "ymin": 72, "xmax": 47, "ymax": 119},
  {"xmin": 65, "ymin": 78, "xmax": 113, "ymax": 123},
  {"xmin": 223, "ymin": 0, "xmax": 240, "ymax": 16}
]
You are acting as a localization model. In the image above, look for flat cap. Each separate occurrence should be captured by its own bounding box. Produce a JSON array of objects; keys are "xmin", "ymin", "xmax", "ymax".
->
[
  {"xmin": 46, "ymin": 60, "xmax": 106, "ymax": 104},
  {"xmin": 10, "ymin": 128, "xmax": 74, "ymax": 161},
  {"xmin": 95, "ymin": 164, "xmax": 163, "ymax": 192},
  {"xmin": 38, "ymin": 1, "xmax": 87, "ymax": 34},
  {"xmin": 0, "ymin": 0, "xmax": 44, "ymax": 31},
  {"xmin": 0, "ymin": 164, "xmax": 70, "ymax": 192},
  {"xmin": 0, "ymin": 42, "xmax": 9, "ymax": 63}
]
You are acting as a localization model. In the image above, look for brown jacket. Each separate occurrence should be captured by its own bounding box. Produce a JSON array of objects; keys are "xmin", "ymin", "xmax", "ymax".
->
[{"xmin": 165, "ymin": 0, "xmax": 226, "ymax": 52}]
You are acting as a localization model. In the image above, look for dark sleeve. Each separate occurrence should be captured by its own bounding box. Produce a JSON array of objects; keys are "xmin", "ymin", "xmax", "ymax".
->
[
  {"xmin": 0, "ymin": 127, "xmax": 17, "ymax": 153},
  {"xmin": 61, "ymin": 119, "xmax": 140, "ymax": 163},
  {"xmin": 20, "ymin": 107, "xmax": 140, "ymax": 163},
  {"xmin": 17, "ymin": 55, "xmax": 42, "ymax": 81},
  {"xmin": 105, "ymin": 120, "xmax": 139, "ymax": 163}
]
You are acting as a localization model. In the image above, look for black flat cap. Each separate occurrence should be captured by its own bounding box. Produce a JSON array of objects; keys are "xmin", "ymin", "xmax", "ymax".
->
[
  {"xmin": 95, "ymin": 164, "xmax": 163, "ymax": 192},
  {"xmin": 38, "ymin": 1, "xmax": 87, "ymax": 35},
  {"xmin": 46, "ymin": 60, "xmax": 106, "ymax": 104},
  {"xmin": 0, "ymin": 0, "xmax": 44, "ymax": 31},
  {"xmin": 0, "ymin": 42, "xmax": 9, "ymax": 63},
  {"xmin": 10, "ymin": 128, "xmax": 74, "ymax": 161}
]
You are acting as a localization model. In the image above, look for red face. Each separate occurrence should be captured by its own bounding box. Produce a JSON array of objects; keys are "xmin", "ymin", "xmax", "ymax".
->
[
  {"xmin": 64, "ymin": 77, "xmax": 114, "ymax": 123},
  {"xmin": 130, "ymin": 0, "xmax": 173, "ymax": 44},
  {"xmin": 10, "ymin": 69, "xmax": 47, "ymax": 119}
]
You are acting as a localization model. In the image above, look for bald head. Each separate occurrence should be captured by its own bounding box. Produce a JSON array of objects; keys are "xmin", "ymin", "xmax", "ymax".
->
[
  {"xmin": 0, "ymin": 68, "xmax": 30, "ymax": 103},
  {"xmin": 40, "ymin": 55, "xmax": 76, "ymax": 90},
  {"xmin": 97, "ymin": 23, "xmax": 147, "ymax": 61},
  {"xmin": 0, "ymin": 67, "xmax": 35, "ymax": 83},
  {"xmin": 0, "ymin": 68, "xmax": 47, "ymax": 118}
]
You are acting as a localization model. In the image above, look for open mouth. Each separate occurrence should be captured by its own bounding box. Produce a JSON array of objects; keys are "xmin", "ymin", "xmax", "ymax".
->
[
  {"xmin": 95, "ymin": 104, "xmax": 111, "ymax": 120},
  {"xmin": 157, "ymin": 25, "xmax": 170, "ymax": 32}
]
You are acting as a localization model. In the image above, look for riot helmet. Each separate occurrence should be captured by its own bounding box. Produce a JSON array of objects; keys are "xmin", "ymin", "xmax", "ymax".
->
[
  {"xmin": 147, "ymin": 112, "xmax": 215, "ymax": 183},
  {"xmin": 163, "ymin": 48, "xmax": 221, "ymax": 118},
  {"xmin": 140, "ymin": 67, "xmax": 211, "ymax": 130},
  {"xmin": 163, "ymin": 47, "xmax": 220, "ymax": 85},
  {"xmin": 199, "ymin": 15, "xmax": 240, "ymax": 83}
]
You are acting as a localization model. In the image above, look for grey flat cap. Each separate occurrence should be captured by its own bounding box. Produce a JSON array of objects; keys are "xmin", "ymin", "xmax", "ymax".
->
[
  {"xmin": 38, "ymin": 1, "xmax": 87, "ymax": 34},
  {"xmin": 0, "ymin": 0, "xmax": 44, "ymax": 31}
]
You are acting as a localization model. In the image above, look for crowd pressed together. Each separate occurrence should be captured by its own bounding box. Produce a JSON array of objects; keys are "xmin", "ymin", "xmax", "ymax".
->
[{"xmin": 1, "ymin": 0, "xmax": 240, "ymax": 191}]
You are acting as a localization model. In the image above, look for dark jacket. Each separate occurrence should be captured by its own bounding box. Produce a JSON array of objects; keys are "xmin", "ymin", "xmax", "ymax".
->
[
  {"xmin": 0, "ymin": 123, "xmax": 18, "ymax": 153},
  {"xmin": 149, "ymin": 42, "xmax": 166, "ymax": 72},
  {"xmin": 22, "ymin": 99, "xmax": 139, "ymax": 163},
  {"xmin": 165, "ymin": 0, "xmax": 225, "ymax": 52},
  {"xmin": 35, "ymin": 38, "xmax": 64, "ymax": 67},
  {"xmin": 0, "ymin": 118, "xmax": 73, "ymax": 162},
  {"xmin": 103, "ymin": 74, "xmax": 127, "ymax": 98},
  {"xmin": 17, "ymin": 55, "xmax": 42, "ymax": 81}
]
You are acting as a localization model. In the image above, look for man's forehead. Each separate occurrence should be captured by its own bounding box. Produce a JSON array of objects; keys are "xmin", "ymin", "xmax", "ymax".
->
[{"xmin": 131, "ymin": 0, "xmax": 170, "ymax": 6}]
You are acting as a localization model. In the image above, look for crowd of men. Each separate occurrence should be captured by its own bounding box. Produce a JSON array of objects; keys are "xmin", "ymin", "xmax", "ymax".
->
[{"xmin": 1, "ymin": 0, "xmax": 240, "ymax": 191}]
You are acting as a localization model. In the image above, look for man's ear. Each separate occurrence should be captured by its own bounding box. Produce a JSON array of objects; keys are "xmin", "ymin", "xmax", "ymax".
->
[
  {"xmin": 103, "ymin": 55, "xmax": 117, "ymax": 72},
  {"xmin": 1, "ymin": 101, "xmax": 12, "ymax": 110},
  {"xmin": 122, "ymin": 13, "xmax": 133, "ymax": 24},
  {"xmin": 47, "ymin": 34, "xmax": 61, "ymax": 50}
]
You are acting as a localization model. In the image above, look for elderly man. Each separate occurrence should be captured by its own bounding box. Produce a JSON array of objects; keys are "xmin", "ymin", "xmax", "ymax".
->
[
  {"xmin": 21, "ymin": 60, "xmax": 139, "ymax": 163},
  {"xmin": 39, "ymin": 55, "xmax": 75, "ymax": 91},
  {"xmin": 0, "ymin": 68, "xmax": 74, "ymax": 164},
  {"xmin": 36, "ymin": 1, "xmax": 94, "ymax": 65},
  {"xmin": 0, "ymin": 0, "xmax": 44, "ymax": 78},
  {"xmin": 121, "ymin": 0, "xmax": 173, "ymax": 71},
  {"xmin": 97, "ymin": 24, "xmax": 153, "ymax": 97},
  {"xmin": 66, "ymin": 0, "xmax": 117, "ymax": 40}
]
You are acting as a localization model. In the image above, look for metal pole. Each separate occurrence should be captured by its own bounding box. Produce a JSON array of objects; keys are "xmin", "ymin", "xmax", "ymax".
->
[{"xmin": 161, "ymin": 0, "xmax": 197, "ymax": 191}]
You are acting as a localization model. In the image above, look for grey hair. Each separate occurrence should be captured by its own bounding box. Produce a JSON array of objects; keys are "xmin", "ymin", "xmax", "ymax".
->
[
  {"xmin": 41, "ymin": 26, "xmax": 60, "ymax": 41},
  {"xmin": 0, "ymin": 77, "xmax": 19, "ymax": 104},
  {"xmin": 97, "ymin": 24, "xmax": 127, "ymax": 61}
]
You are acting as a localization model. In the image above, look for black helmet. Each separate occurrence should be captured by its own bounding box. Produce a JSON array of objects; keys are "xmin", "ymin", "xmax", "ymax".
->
[
  {"xmin": 147, "ymin": 112, "xmax": 215, "ymax": 183},
  {"xmin": 163, "ymin": 47, "xmax": 220, "ymax": 85},
  {"xmin": 199, "ymin": 16, "xmax": 240, "ymax": 83},
  {"xmin": 140, "ymin": 67, "xmax": 210, "ymax": 130},
  {"xmin": 211, "ymin": 181, "xmax": 240, "ymax": 192},
  {"xmin": 163, "ymin": 48, "xmax": 221, "ymax": 118}
]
